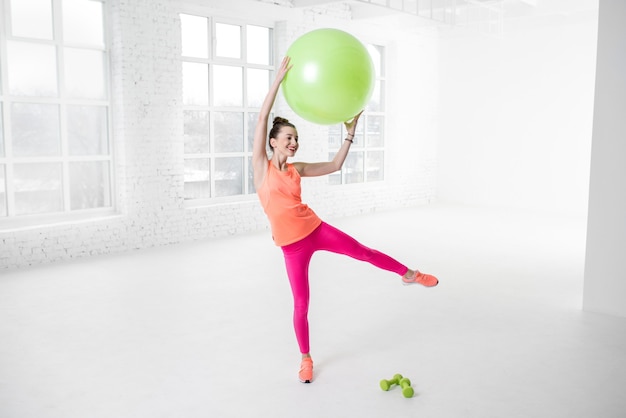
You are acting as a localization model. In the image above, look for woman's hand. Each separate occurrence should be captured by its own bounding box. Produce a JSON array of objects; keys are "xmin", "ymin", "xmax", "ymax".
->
[
  {"xmin": 344, "ymin": 110, "xmax": 364, "ymax": 136},
  {"xmin": 275, "ymin": 56, "xmax": 292, "ymax": 84}
]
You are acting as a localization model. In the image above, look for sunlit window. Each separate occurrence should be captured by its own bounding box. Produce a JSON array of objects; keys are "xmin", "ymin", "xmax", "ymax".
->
[
  {"xmin": 0, "ymin": 0, "xmax": 111, "ymax": 220},
  {"xmin": 180, "ymin": 14, "xmax": 272, "ymax": 200},
  {"xmin": 329, "ymin": 44, "xmax": 386, "ymax": 185}
]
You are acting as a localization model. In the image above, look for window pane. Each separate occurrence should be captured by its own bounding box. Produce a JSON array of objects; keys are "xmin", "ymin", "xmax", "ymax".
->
[
  {"xmin": 181, "ymin": 14, "xmax": 208, "ymax": 58},
  {"xmin": 366, "ymin": 151, "xmax": 384, "ymax": 182},
  {"xmin": 367, "ymin": 44, "xmax": 383, "ymax": 77},
  {"xmin": 247, "ymin": 112, "xmax": 258, "ymax": 152},
  {"xmin": 183, "ymin": 62, "xmax": 208, "ymax": 105},
  {"xmin": 14, "ymin": 163, "xmax": 63, "ymax": 215},
  {"xmin": 213, "ymin": 65, "xmax": 242, "ymax": 107},
  {"xmin": 214, "ymin": 112, "xmax": 243, "ymax": 153},
  {"xmin": 10, "ymin": 0, "xmax": 53, "ymax": 40},
  {"xmin": 247, "ymin": 25, "xmax": 270, "ymax": 65},
  {"xmin": 184, "ymin": 159, "xmax": 210, "ymax": 199},
  {"xmin": 247, "ymin": 156, "xmax": 254, "ymax": 194},
  {"xmin": 247, "ymin": 68, "xmax": 269, "ymax": 107},
  {"xmin": 366, "ymin": 115, "xmax": 384, "ymax": 147},
  {"xmin": 63, "ymin": 0, "xmax": 104, "ymax": 47},
  {"xmin": 0, "ymin": 104, "xmax": 4, "ymax": 157},
  {"xmin": 65, "ymin": 48, "xmax": 106, "ymax": 99},
  {"xmin": 345, "ymin": 152, "xmax": 364, "ymax": 184},
  {"xmin": 0, "ymin": 165, "xmax": 6, "ymax": 217},
  {"xmin": 215, "ymin": 23, "xmax": 241, "ymax": 59},
  {"xmin": 12, "ymin": 103, "xmax": 61, "ymax": 157},
  {"xmin": 328, "ymin": 152, "xmax": 341, "ymax": 185},
  {"xmin": 7, "ymin": 41, "xmax": 58, "ymax": 96},
  {"xmin": 69, "ymin": 161, "xmax": 111, "ymax": 209},
  {"xmin": 184, "ymin": 110, "xmax": 209, "ymax": 154},
  {"xmin": 367, "ymin": 79, "xmax": 384, "ymax": 112},
  {"xmin": 68, "ymin": 105, "xmax": 108, "ymax": 155},
  {"xmin": 328, "ymin": 124, "xmax": 342, "ymax": 149},
  {"xmin": 351, "ymin": 123, "xmax": 364, "ymax": 147},
  {"xmin": 215, "ymin": 157, "xmax": 243, "ymax": 197}
]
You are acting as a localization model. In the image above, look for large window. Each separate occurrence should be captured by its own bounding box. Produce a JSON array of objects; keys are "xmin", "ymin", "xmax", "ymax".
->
[
  {"xmin": 0, "ymin": 0, "xmax": 112, "ymax": 221},
  {"xmin": 180, "ymin": 14, "xmax": 272, "ymax": 201},
  {"xmin": 329, "ymin": 44, "xmax": 385, "ymax": 185}
]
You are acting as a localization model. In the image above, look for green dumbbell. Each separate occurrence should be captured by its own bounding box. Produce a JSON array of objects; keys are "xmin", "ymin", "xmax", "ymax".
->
[
  {"xmin": 399, "ymin": 377, "xmax": 414, "ymax": 398},
  {"xmin": 379, "ymin": 374, "xmax": 403, "ymax": 391}
]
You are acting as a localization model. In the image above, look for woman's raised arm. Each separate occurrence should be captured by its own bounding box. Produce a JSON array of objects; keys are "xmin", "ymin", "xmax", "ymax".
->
[
  {"xmin": 294, "ymin": 110, "xmax": 363, "ymax": 178},
  {"xmin": 252, "ymin": 57, "xmax": 292, "ymax": 188}
]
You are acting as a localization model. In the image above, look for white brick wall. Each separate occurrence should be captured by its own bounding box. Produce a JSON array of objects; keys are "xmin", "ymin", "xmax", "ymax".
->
[{"xmin": 0, "ymin": 0, "xmax": 439, "ymax": 270}]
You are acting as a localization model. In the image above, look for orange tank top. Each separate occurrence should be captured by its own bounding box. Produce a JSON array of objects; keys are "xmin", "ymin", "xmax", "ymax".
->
[{"xmin": 256, "ymin": 161, "xmax": 322, "ymax": 246}]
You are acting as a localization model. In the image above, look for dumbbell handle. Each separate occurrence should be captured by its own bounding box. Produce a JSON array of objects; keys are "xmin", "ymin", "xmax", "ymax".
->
[
  {"xmin": 379, "ymin": 374, "xmax": 403, "ymax": 391},
  {"xmin": 399, "ymin": 378, "xmax": 414, "ymax": 398}
]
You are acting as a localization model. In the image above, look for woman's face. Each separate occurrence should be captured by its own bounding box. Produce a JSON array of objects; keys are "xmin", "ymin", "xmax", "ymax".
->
[{"xmin": 271, "ymin": 126, "xmax": 299, "ymax": 157}]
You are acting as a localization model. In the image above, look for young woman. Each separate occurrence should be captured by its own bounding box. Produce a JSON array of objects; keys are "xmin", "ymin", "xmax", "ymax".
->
[{"xmin": 252, "ymin": 56, "xmax": 438, "ymax": 383}]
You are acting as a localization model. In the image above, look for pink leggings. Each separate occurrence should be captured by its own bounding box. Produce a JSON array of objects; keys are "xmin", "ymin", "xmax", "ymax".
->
[{"xmin": 280, "ymin": 222, "xmax": 408, "ymax": 354}]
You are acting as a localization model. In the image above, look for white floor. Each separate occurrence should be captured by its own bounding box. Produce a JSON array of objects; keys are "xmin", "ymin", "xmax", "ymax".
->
[{"xmin": 1, "ymin": 204, "xmax": 625, "ymax": 418}]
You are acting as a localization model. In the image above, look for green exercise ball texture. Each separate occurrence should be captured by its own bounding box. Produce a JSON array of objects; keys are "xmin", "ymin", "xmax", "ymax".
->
[{"xmin": 282, "ymin": 28, "xmax": 375, "ymax": 125}]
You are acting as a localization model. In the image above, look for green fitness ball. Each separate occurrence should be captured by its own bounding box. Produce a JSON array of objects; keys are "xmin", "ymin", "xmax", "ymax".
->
[{"xmin": 282, "ymin": 28, "xmax": 375, "ymax": 125}]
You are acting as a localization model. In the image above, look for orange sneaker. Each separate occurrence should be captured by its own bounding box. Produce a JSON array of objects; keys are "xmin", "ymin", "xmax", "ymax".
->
[
  {"xmin": 299, "ymin": 357, "xmax": 313, "ymax": 383},
  {"xmin": 402, "ymin": 270, "xmax": 439, "ymax": 287}
]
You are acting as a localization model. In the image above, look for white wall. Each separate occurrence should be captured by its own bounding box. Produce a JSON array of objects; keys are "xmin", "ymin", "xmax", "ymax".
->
[
  {"xmin": 3, "ymin": 0, "xmax": 600, "ymax": 271},
  {"xmin": 583, "ymin": 0, "xmax": 626, "ymax": 317},
  {"xmin": 0, "ymin": 0, "xmax": 439, "ymax": 269},
  {"xmin": 437, "ymin": 6, "xmax": 598, "ymax": 216}
]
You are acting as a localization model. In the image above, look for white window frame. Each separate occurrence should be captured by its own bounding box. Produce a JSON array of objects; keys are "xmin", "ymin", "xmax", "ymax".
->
[
  {"xmin": 180, "ymin": 12, "xmax": 274, "ymax": 206},
  {"xmin": 0, "ymin": 0, "xmax": 114, "ymax": 229}
]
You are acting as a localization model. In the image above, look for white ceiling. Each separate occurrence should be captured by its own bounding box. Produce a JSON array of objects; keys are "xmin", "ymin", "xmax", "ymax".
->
[{"xmin": 261, "ymin": 0, "xmax": 596, "ymax": 24}]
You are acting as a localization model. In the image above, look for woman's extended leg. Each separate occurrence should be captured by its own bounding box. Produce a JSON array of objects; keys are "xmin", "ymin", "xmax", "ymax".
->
[
  {"xmin": 312, "ymin": 222, "xmax": 438, "ymax": 286},
  {"xmin": 313, "ymin": 222, "xmax": 408, "ymax": 275}
]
